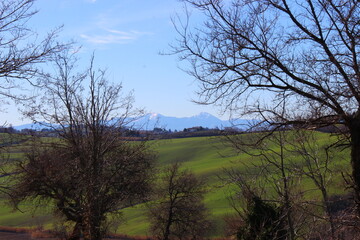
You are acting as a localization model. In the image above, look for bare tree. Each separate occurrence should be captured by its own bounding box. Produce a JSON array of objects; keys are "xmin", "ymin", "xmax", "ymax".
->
[
  {"xmin": 224, "ymin": 128, "xmax": 352, "ymax": 239},
  {"xmin": 148, "ymin": 163, "xmax": 212, "ymax": 240},
  {"xmin": 289, "ymin": 130, "xmax": 351, "ymax": 239},
  {"xmin": 0, "ymin": 0, "xmax": 68, "ymax": 198},
  {"xmin": 11, "ymin": 52, "xmax": 155, "ymax": 240},
  {"xmin": 224, "ymin": 130, "xmax": 303, "ymax": 240},
  {"xmin": 0, "ymin": 0, "xmax": 67, "ymax": 100},
  {"xmin": 174, "ymin": 0, "xmax": 360, "ymax": 213}
]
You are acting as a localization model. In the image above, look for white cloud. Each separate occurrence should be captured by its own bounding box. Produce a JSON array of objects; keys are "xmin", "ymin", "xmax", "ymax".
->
[{"xmin": 80, "ymin": 29, "xmax": 152, "ymax": 45}]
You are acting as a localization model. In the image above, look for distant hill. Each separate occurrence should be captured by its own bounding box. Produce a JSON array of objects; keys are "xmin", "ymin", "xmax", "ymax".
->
[
  {"xmin": 13, "ymin": 112, "xmax": 256, "ymax": 131},
  {"xmin": 12, "ymin": 122, "xmax": 49, "ymax": 131}
]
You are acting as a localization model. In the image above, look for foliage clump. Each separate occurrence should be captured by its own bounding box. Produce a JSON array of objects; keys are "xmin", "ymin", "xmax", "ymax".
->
[{"xmin": 237, "ymin": 194, "xmax": 286, "ymax": 240}]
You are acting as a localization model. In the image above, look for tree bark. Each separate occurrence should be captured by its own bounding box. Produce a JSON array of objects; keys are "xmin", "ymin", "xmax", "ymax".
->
[
  {"xmin": 279, "ymin": 133, "xmax": 295, "ymax": 240},
  {"xmin": 68, "ymin": 221, "xmax": 81, "ymax": 240},
  {"xmin": 350, "ymin": 115, "xmax": 360, "ymax": 216},
  {"xmin": 82, "ymin": 213, "xmax": 102, "ymax": 240},
  {"xmin": 163, "ymin": 205, "xmax": 174, "ymax": 240}
]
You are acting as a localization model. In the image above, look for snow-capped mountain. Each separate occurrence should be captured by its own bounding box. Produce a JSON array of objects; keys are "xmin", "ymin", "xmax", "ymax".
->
[{"xmin": 132, "ymin": 112, "xmax": 253, "ymax": 131}]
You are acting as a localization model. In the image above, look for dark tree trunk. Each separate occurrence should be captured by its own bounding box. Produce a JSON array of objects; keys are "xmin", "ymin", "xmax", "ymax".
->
[
  {"xmin": 163, "ymin": 206, "xmax": 174, "ymax": 240},
  {"xmin": 82, "ymin": 214, "xmax": 103, "ymax": 240},
  {"xmin": 350, "ymin": 115, "xmax": 360, "ymax": 216},
  {"xmin": 68, "ymin": 221, "xmax": 81, "ymax": 240}
]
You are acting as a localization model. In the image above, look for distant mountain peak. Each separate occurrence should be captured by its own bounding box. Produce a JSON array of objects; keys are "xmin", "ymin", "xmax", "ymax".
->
[
  {"xmin": 149, "ymin": 112, "xmax": 160, "ymax": 120},
  {"xmin": 196, "ymin": 112, "xmax": 216, "ymax": 118},
  {"xmin": 130, "ymin": 112, "xmax": 232, "ymax": 130}
]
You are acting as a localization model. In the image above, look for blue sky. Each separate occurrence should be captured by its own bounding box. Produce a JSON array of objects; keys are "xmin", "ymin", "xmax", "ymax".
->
[{"xmin": 1, "ymin": 0, "xmax": 228, "ymax": 126}]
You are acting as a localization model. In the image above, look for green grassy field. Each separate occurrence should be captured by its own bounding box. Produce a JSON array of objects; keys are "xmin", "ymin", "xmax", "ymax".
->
[
  {"xmin": 120, "ymin": 131, "xmax": 350, "ymax": 236},
  {"xmin": 0, "ymin": 131, "xmax": 351, "ymax": 237}
]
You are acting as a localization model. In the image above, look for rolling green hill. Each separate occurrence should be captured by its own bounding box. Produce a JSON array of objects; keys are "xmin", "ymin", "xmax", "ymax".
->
[
  {"xmin": 120, "ymin": 131, "xmax": 350, "ymax": 236},
  {"xmin": 0, "ymin": 131, "xmax": 351, "ymax": 237}
]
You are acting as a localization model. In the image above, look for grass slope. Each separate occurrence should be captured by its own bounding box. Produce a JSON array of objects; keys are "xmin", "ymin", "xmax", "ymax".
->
[
  {"xmin": 120, "ymin": 131, "xmax": 350, "ymax": 236},
  {"xmin": 120, "ymin": 136, "xmax": 243, "ymax": 236},
  {"xmin": 0, "ymin": 131, "xmax": 351, "ymax": 237}
]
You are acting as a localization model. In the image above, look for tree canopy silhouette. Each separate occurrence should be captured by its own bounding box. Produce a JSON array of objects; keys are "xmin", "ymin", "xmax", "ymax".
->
[
  {"xmin": 174, "ymin": 0, "xmax": 360, "ymax": 213},
  {"xmin": 12, "ymin": 53, "xmax": 155, "ymax": 240}
]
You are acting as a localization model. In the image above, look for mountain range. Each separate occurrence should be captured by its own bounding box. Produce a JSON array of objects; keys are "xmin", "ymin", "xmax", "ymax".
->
[
  {"xmin": 13, "ymin": 112, "xmax": 255, "ymax": 131},
  {"xmin": 132, "ymin": 112, "xmax": 254, "ymax": 131}
]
